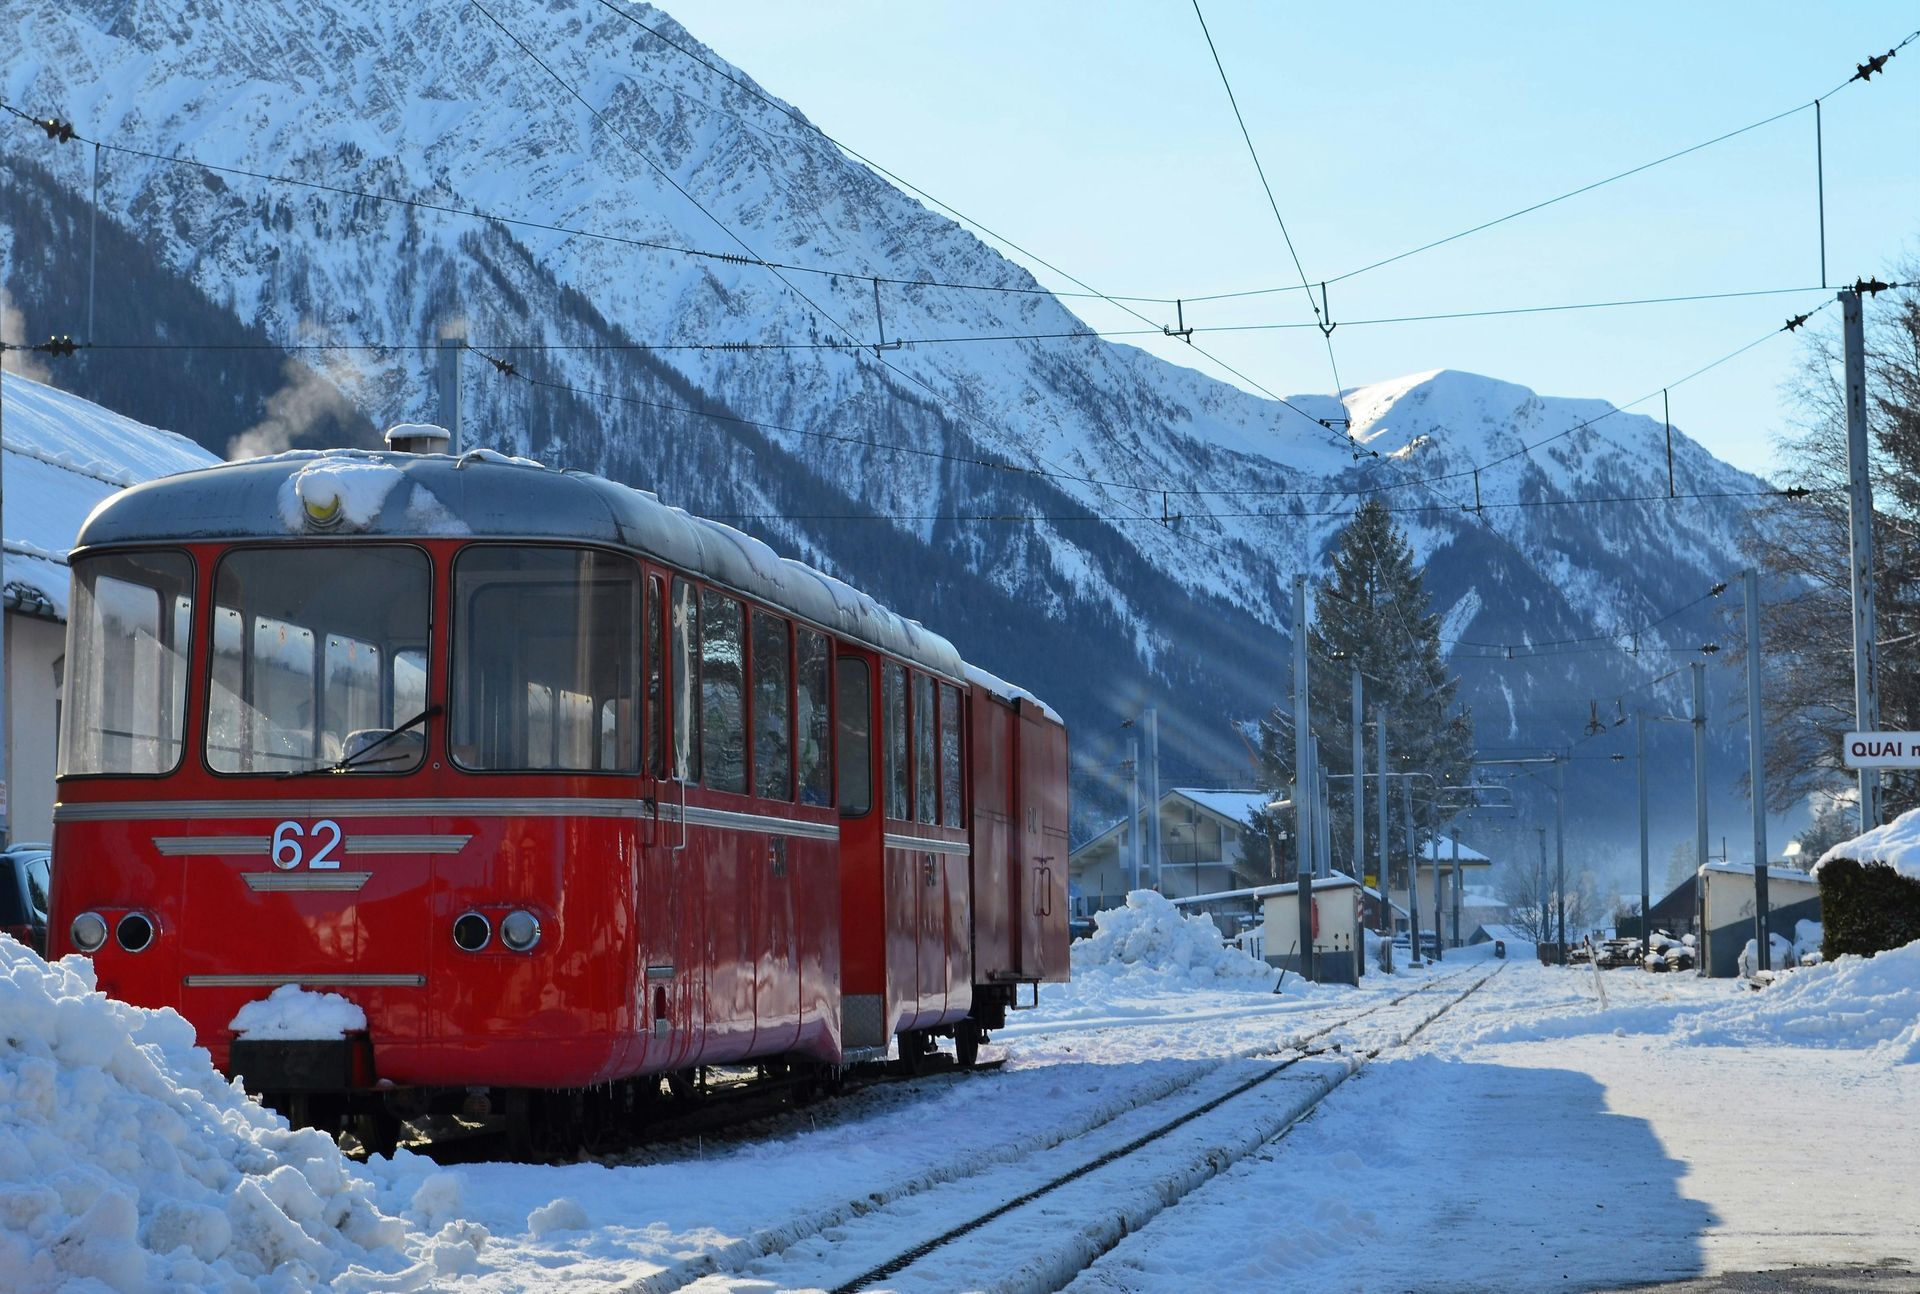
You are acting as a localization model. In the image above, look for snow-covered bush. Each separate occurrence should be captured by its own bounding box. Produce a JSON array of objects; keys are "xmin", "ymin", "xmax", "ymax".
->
[{"xmin": 1816, "ymin": 808, "xmax": 1920, "ymax": 958}]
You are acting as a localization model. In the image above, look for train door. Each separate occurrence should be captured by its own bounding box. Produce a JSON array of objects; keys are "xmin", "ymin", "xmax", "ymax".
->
[
  {"xmin": 966, "ymin": 687, "xmax": 1016, "ymax": 984},
  {"xmin": 1013, "ymin": 703, "xmax": 1071, "ymax": 982},
  {"xmin": 834, "ymin": 646, "xmax": 889, "ymax": 1054},
  {"xmin": 643, "ymin": 574, "xmax": 705, "ymax": 1071}
]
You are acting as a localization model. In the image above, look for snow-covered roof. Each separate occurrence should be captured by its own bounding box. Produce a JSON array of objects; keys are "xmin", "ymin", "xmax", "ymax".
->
[
  {"xmin": 71, "ymin": 446, "xmax": 970, "ymax": 681},
  {"xmin": 1816, "ymin": 805, "xmax": 1920, "ymax": 882},
  {"xmin": 1419, "ymin": 834, "xmax": 1492, "ymax": 864},
  {"xmin": 1469, "ymin": 923, "xmax": 1533, "ymax": 944},
  {"xmin": 1170, "ymin": 789, "xmax": 1270, "ymax": 825},
  {"xmin": 1171, "ymin": 871, "xmax": 1406, "ymax": 913},
  {"xmin": 965, "ymin": 662, "xmax": 1061, "ymax": 724},
  {"xmin": 1, "ymin": 373, "xmax": 219, "ymax": 620},
  {"xmin": 1698, "ymin": 860, "xmax": 1817, "ymax": 885}
]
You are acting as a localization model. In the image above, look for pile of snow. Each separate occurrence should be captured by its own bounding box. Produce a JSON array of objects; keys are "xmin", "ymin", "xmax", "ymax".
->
[
  {"xmin": 1794, "ymin": 919, "xmax": 1825, "ymax": 967},
  {"xmin": 1816, "ymin": 805, "xmax": 1920, "ymax": 880},
  {"xmin": 1678, "ymin": 938, "xmax": 1920, "ymax": 1060},
  {"xmin": 1070, "ymin": 891, "xmax": 1276, "ymax": 986},
  {"xmin": 230, "ymin": 985, "xmax": 368, "ymax": 1041},
  {"xmin": 1737, "ymin": 932, "xmax": 1797, "ymax": 979},
  {"xmin": 0, "ymin": 942, "xmax": 423, "ymax": 1291}
]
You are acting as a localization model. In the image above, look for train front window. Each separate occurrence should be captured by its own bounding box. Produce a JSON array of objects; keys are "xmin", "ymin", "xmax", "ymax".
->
[
  {"xmin": 452, "ymin": 546, "xmax": 640, "ymax": 772},
  {"xmin": 206, "ymin": 546, "xmax": 431, "ymax": 774},
  {"xmin": 61, "ymin": 549, "xmax": 194, "ymax": 777}
]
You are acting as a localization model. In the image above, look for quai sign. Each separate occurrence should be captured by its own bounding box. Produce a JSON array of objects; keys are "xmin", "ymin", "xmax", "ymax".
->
[{"xmin": 1842, "ymin": 732, "xmax": 1920, "ymax": 769}]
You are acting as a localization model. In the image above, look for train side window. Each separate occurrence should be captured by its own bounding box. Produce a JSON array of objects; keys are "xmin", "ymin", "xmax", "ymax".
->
[
  {"xmin": 913, "ymin": 672, "xmax": 937, "ymax": 824},
  {"xmin": 836, "ymin": 658, "xmax": 871, "ymax": 817},
  {"xmin": 939, "ymin": 682, "xmax": 964, "ymax": 827},
  {"xmin": 62, "ymin": 549, "xmax": 195, "ymax": 777},
  {"xmin": 797, "ymin": 630, "xmax": 832, "ymax": 806},
  {"xmin": 671, "ymin": 579, "xmax": 700, "ymax": 782},
  {"xmin": 752, "ymin": 611, "xmax": 792, "ymax": 800},
  {"xmin": 645, "ymin": 576, "xmax": 665, "ymax": 778},
  {"xmin": 699, "ymin": 589, "xmax": 747, "ymax": 794},
  {"xmin": 882, "ymin": 663, "xmax": 909, "ymax": 819}
]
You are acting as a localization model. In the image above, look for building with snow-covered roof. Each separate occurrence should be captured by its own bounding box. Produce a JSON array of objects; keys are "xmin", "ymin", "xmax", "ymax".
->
[
  {"xmin": 1392, "ymin": 834, "xmax": 1497, "ymax": 948},
  {"xmin": 1068, "ymin": 787, "xmax": 1272, "ymax": 913},
  {"xmin": 2, "ymin": 373, "xmax": 219, "ymax": 843}
]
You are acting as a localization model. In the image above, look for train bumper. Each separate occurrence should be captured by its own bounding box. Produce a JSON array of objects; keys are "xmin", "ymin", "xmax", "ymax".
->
[{"xmin": 229, "ymin": 1032, "xmax": 377, "ymax": 1094}]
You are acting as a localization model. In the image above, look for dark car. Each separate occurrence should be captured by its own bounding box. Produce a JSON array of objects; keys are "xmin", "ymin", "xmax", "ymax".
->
[{"xmin": 1, "ymin": 843, "xmax": 52, "ymax": 957}]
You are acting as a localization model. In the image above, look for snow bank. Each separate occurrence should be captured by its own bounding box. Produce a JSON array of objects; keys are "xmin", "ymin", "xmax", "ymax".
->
[
  {"xmin": 1737, "ymin": 932, "xmax": 1796, "ymax": 979},
  {"xmin": 1816, "ymin": 804, "xmax": 1920, "ymax": 881},
  {"xmin": 1070, "ymin": 891, "xmax": 1276, "ymax": 986},
  {"xmin": 0, "ymin": 943, "xmax": 422, "ymax": 1291},
  {"xmin": 230, "ymin": 985, "xmax": 368, "ymax": 1041}
]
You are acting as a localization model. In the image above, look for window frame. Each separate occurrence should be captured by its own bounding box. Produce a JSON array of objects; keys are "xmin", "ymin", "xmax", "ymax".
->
[
  {"xmin": 202, "ymin": 542, "xmax": 436, "ymax": 779},
  {"xmin": 446, "ymin": 541, "xmax": 642, "ymax": 776},
  {"xmin": 836, "ymin": 656, "xmax": 873, "ymax": 819},
  {"xmin": 59, "ymin": 546, "xmax": 199, "ymax": 781}
]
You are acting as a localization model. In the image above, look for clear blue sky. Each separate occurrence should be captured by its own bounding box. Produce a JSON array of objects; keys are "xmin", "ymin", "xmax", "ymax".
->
[{"xmin": 665, "ymin": 1, "xmax": 1918, "ymax": 477}]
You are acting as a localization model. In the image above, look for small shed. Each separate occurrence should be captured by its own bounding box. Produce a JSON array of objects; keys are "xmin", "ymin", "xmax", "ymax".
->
[
  {"xmin": 1696, "ymin": 862, "xmax": 1821, "ymax": 978},
  {"xmin": 1257, "ymin": 875, "xmax": 1366, "ymax": 986}
]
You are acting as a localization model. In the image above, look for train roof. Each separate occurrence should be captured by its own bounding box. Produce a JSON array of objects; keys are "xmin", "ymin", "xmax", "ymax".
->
[{"xmin": 73, "ymin": 448, "xmax": 969, "ymax": 680}]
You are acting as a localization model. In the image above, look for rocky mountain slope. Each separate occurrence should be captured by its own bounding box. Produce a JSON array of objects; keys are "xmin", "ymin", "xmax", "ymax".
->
[{"xmin": 1, "ymin": 0, "xmax": 1782, "ymax": 853}]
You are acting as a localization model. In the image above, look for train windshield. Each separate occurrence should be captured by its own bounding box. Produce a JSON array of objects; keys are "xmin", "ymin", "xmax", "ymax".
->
[
  {"xmin": 60, "ymin": 550, "xmax": 196, "ymax": 776},
  {"xmin": 206, "ymin": 545, "xmax": 432, "ymax": 774}
]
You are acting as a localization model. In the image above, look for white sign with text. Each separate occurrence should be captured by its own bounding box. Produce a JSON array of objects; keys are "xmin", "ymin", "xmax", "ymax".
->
[{"xmin": 1842, "ymin": 732, "xmax": 1920, "ymax": 769}]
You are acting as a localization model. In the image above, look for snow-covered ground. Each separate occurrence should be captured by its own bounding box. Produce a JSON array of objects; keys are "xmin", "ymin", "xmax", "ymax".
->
[{"xmin": 5, "ymin": 918, "xmax": 1918, "ymax": 1293}]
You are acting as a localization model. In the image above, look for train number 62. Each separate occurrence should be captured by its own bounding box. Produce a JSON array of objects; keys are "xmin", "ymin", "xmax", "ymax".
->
[{"xmin": 271, "ymin": 820, "xmax": 344, "ymax": 871}]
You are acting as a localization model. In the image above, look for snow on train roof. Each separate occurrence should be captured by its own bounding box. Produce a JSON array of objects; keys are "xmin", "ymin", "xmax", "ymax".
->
[{"xmin": 73, "ymin": 447, "xmax": 967, "ymax": 678}]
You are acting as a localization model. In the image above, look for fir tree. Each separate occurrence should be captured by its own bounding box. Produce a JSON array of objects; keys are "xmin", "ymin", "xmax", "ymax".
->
[{"xmin": 1239, "ymin": 498, "xmax": 1475, "ymax": 889}]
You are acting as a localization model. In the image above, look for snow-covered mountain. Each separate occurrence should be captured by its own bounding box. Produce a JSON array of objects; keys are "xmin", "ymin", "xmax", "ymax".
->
[{"xmin": 1, "ymin": 0, "xmax": 1777, "ymax": 849}]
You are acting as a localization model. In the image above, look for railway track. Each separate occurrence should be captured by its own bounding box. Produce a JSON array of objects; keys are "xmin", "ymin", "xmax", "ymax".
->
[{"xmin": 629, "ymin": 966, "xmax": 1488, "ymax": 1294}]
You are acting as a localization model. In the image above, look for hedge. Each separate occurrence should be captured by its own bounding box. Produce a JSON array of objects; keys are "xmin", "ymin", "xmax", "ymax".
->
[{"xmin": 1816, "ymin": 857, "xmax": 1920, "ymax": 959}]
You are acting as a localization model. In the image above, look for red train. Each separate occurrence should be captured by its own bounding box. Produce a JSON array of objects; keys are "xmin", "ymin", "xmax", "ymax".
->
[{"xmin": 49, "ymin": 431, "xmax": 1069, "ymax": 1149}]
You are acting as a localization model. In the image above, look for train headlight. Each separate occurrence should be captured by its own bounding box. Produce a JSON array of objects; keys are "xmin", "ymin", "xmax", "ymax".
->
[
  {"xmin": 452, "ymin": 912, "xmax": 491, "ymax": 952},
  {"xmin": 116, "ymin": 912, "xmax": 156, "ymax": 953},
  {"xmin": 500, "ymin": 909, "xmax": 542, "ymax": 952},
  {"xmin": 301, "ymin": 488, "xmax": 344, "ymax": 528},
  {"xmin": 70, "ymin": 912, "xmax": 109, "ymax": 954}
]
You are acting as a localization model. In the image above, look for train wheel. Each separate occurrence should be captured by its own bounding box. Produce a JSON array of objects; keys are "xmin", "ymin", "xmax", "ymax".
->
[
  {"xmin": 898, "ymin": 1030, "xmax": 934, "ymax": 1076},
  {"xmin": 954, "ymin": 1021, "xmax": 982, "ymax": 1070}
]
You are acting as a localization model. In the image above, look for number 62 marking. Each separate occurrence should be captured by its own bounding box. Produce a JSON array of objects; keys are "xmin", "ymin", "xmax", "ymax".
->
[{"xmin": 272, "ymin": 820, "xmax": 343, "ymax": 871}]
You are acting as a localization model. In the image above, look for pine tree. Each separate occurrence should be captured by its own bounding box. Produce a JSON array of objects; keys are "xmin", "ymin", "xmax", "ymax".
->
[{"xmin": 1239, "ymin": 498, "xmax": 1475, "ymax": 888}]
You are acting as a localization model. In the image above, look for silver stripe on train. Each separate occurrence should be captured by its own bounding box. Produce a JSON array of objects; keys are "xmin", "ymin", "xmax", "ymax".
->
[
  {"xmin": 183, "ymin": 973, "xmax": 425, "ymax": 988},
  {"xmin": 242, "ymin": 872, "xmax": 371, "ymax": 892},
  {"xmin": 67, "ymin": 797, "xmax": 839, "ymax": 842},
  {"xmin": 884, "ymin": 832, "xmax": 972, "ymax": 856},
  {"xmin": 153, "ymin": 834, "xmax": 472, "ymax": 857}
]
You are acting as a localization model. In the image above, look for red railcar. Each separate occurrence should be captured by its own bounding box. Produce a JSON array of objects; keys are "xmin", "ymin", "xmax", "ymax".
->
[{"xmin": 48, "ymin": 439, "xmax": 1068, "ymax": 1146}]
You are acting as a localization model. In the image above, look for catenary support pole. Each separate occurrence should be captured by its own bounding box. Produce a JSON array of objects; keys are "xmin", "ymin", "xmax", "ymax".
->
[
  {"xmin": 1376, "ymin": 720, "xmax": 1389, "ymax": 935},
  {"xmin": 1692, "ymin": 662, "xmax": 1710, "ymax": 880},
  {"xmin": 1351, "ymin": 668, "xmax": 1365, "ymax": 883},
  {"xmin": 1144, "ymin": 707, "xmax": 1162, "ymax": 891},
  {"xmin": 1747, "ymin": 568, "xmax": 1772, "ymax": 972},
  {"xmin": 1451, "ymin": 832, "xmax": 1462, "ymax": 949},
  {"xmin": 1293, "ymin": 576, "xmax": 1314, "ymax": 978},
  {"xmin": 1555, "ymin": 754, "xmax": 1567, "ymax": 953},
  {"xmin": 1637, "ymin": 710, "xmax": 1650, "ymax": 941},
  {"xmin": 1404, "ymin": 779, "xmax": 1421, "ymax": 966},
  {"xmin": 1126, "ymin": 735, "xmax": 1141, "ymax": 891},
  {"xmin": 1536, "ymin": 827, "xmax": 1549, "ymax": 950},
  {"xmin": 1842, "ymin": 288, "xmax": 1881, "ymax": 831}
]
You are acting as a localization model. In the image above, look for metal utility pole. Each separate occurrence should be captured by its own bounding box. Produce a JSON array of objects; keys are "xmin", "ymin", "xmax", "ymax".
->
[
  {"xmin": 1144, "ymin": 708, "xmax": 1163, "ymax": 891},
  {"xmin": 1637, "ymin": 710, "xmax": 1650, "ymax": 939},
  {"xmin": 1747, "ymin": 567, "xmax": 1772, "ymax": 972},
  {"xmin": 1451, "ymin": 832, "xmax": 1462, "ymax": 950},
  {"xmin": 1351, "ymin": 668, "xmax": 1365, "ymax": 883},
  {"xmin": 1125, "ymin": 735, "xmax": 1141, "ymax": 891},
  {"xmin": 1535, "ymin": 827, "xmax": 1549, "ymax": 946},
  {"xmin": 1292, "ymin": 576, "xmax": 1314, "ymax": 978},
  {"xmin": 1555, "ymin": 754, "xmax": 1567, "ymax": 951},
  {"xmin": 1404, "ymin": 779, "xmax": 1421, "ymax": 965},
  {"xmin": 1692, "ymin": 663, "xmax": 1709, "ymax": 881},
  {"xmin": 1375, "ymin": 720, "xmax": 1389, "ymax": 934},
  {"xmin": 437, "ymin": 328, "xmax": 465, "ymax": 455},
  {"xmin": 1842, "ymin": 288, "xmax": 1882, "ymax": 831}
]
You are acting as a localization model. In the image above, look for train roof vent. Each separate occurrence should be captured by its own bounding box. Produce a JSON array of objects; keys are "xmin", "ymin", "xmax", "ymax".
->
[{"xmin": 384, "ymin": 423, "xmax": 452, "ymax": 455}]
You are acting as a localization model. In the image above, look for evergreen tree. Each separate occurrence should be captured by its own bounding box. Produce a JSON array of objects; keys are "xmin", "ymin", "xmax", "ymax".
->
[{"xmin": 1239, "ymin": 499, "xmax": 1475, "ymax": 888}]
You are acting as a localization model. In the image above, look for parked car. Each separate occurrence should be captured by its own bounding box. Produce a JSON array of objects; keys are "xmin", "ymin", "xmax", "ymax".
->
[{"xmin": 0, "ymin": 843, "xmax": 52, "ymax": 957}]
